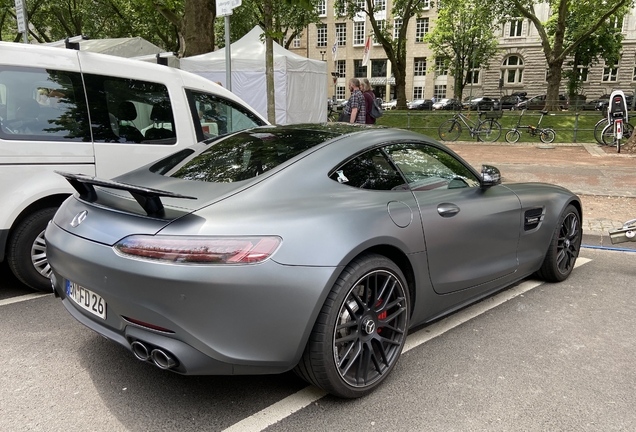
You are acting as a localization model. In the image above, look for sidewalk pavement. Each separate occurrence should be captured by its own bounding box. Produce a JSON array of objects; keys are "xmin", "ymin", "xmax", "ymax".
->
[{"xmin": 445, "ymin": 141, "xmax": 636, "ymax": 250}]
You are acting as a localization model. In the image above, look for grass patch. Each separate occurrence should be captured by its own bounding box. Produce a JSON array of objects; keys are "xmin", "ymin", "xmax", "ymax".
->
[{"xmin": 375, "ymin": 110, "xmax": 606, "ymax": 143}]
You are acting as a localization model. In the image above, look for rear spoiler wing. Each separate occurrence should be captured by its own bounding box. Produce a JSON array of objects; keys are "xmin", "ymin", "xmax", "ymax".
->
[{"xmin": 56, "ymin": 171, "xmax": 196, "ymax": 217}]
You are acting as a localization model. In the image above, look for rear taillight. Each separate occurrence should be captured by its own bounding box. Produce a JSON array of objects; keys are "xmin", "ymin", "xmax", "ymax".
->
[{"xmin": 114, "ymin": 235, "xmax": 281, "ymax": 264}]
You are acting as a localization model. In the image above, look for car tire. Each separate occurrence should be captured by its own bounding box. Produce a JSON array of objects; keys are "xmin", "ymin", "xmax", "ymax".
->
[
  {"xmin": 7, "ymin": 207, "xmax": 57, "ymax": 292},
  {"xmin": 536, "ymin": 204, "xmax": 581, "ymax": 282},
  {"xmin": 294, "ymin": 254, "xmax": 410, "ymax": 398}
]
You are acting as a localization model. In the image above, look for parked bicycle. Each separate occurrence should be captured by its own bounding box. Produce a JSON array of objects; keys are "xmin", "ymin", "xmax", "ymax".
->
[
  {"xmin": 438, "ymin": 110, "xmax": 502, "ymax": 142},
  {"xmin": 598, "ymin": 119, "xmax": 633, "ymax": 151},
  {"xmin": 594, "ymin": 117, "xmax": 634, "ymax": 146},
  {"xmin": 505, "ymin": 109, "xmax": 556, "ymax": 143},
  {"xmin": 327, "ymin": 101, "xmax": 340, "ymax": 122}
]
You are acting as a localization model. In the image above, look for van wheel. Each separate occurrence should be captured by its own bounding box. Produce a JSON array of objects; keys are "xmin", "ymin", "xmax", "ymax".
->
[{"xmin": 8, "ymin": 208, "xmax": 57, "ymax": 292}]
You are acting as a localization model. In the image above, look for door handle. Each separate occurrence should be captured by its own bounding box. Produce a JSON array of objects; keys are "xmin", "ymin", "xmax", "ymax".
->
[{"xmin": 437, "ymin": 203, "xmax": 460, "ymax": 217}]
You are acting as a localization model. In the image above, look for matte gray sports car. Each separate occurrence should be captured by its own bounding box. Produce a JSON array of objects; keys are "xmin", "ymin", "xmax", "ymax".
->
[{"xmin": 46, "ymin": 124, "xmax": 582, "ymax": 398}]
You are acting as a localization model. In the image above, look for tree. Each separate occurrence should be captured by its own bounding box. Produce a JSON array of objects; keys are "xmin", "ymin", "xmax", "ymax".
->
[
  {"xmin": 336, "ymin": 0, "xmax": 433, "ymax": 110},
  {"xmin": 0, "ymin": 0, "xmax": 181, "ymax": 52},
  {"xmin": 424, "ymin": 0, "xmax": 500, "ymax": 101},
  {"xmin": 556, "ymin": 11, "xmax": 624, "ymax": 99},
  {"xmin": 214, "ymin": 0, "xmax": 320, "ymax": 49},
  {"xmin": 494, "ymin": 0, "xmax": 633, "ymax": 111}
]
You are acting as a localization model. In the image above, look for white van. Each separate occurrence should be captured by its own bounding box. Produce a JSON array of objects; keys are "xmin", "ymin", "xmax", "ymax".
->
[{"xmin": 0, "ymin": 42, "xmax": 268, "ymax": 291}]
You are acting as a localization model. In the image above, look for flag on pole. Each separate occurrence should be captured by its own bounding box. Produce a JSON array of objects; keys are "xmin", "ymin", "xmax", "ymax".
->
[
  {"xmin": 331, "ymin": 40, "xmax": 338, "ymax": 62},
  {"xmin": 362, "ymin": 36, "xmax": 371, "ymax": 66}
]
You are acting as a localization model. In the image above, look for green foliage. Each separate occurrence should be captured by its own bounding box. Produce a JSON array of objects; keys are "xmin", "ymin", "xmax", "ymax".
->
[
  {"xmin": 215, "ymin": 0, "xmax": 321, "ymax": 49},
  {"xmin": 0, "ymin": 0, "xmax": 180, "ymax": 51},
  {"xmin": 424, "ymin": 0, "xmax": 500, "ymax": 100}
]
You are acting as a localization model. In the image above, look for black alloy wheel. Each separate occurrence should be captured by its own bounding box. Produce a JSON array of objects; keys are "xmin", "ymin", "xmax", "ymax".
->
[
  {"xmin": 537, "ymin": 204, "xmax": 581, "ymax": 282},
  {"xmin": 295, "ymin": 254, "xmax": 410, "ymax": 398}
]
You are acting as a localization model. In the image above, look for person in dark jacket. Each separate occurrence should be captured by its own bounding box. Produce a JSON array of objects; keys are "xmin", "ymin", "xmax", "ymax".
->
[{"xmin": 361, "ymin": 78, "xmax": 376, "ymax": 125}]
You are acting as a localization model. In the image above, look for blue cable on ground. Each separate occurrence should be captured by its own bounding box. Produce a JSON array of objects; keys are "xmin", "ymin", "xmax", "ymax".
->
[{"xmin": 582, "ymin": 244, "xmax": 636, "ymax": 252}]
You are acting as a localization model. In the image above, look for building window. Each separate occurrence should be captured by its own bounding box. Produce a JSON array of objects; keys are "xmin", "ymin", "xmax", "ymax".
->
[
  {"xmin": 415, "ymin": 18, "xmax": 429, "ymax": 42},
  {"xmin": 603, "ymin": 66, "xmax": 618, "ymax": 82},
  {"xmin": 414, "ymin": 58, "xmax": 427, "ymax": 76},
  {"xmin": 393, "ymin": 19, "xmax": 402, "ymax": 39},
  {"xmin": 509, "ymin": 19, "xmax": 523, "ymax": 37},
  {"xmin": 354, "ymin": 60, "xmax": 367, "ymax": 78},
  {"xmin": 413, "ymin": 86, "xmax": 423, "ymax": 99},
  {"xmin": 576, "ymin": 66, "xmax": 589, "ymax": 82},
  {"xmin": 423, "ymin": 0, "xmax": 430, "ymax": 9},
  {"xmin": 466, "ymin": 69, "xmax": 479, "ymax": 84},
  {"xmin": 316, "ymin": 0, "xmax": 326, "ymax": 16},
  {"xmin": 501, "ymin": 55, "xmax": 524, "ymax": 84},
  {"xmin": 293, "ymin": 34, "xmax": 301, "ymax": 48},
  {"xmin": 376, "ymin": 0, "xmax": 386, "ymax": 11},
  {"xmin": 373, "ymin": 20, "xmax": 385, "ymax": 45},
  {"xmin": 335, "ymin": 23, "xmax": 347, "ymax": 46},
  {"xmin": 435, "ymin": 57, "xmax": 448, "ymax": 76},
  {"xmin": 372, "ymin": 59, "xmax": 387, "ymax": 77},
  {"xmin": 336, "ymin": 85, "xmax": 346, "ymax": 100},
  {"xmin": 353, "ymin": 22, "xmax": 365, "ymax": 45},
  {"xmin": 337, "ymin": 60, "xmax": 346, "ymax": 77},
  {"xmin": 434, "ymin": 85, "xmax": 447, "ymax": 99},
  {"xmin": 317, "ymin": 24, "xmax": 327, "ymax": 47}
]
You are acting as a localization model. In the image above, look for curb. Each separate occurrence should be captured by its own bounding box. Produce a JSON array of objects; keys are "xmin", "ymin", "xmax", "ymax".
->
[{"xmin": 582, "ymin": 231, "xmax": 636, "ymax": 250}]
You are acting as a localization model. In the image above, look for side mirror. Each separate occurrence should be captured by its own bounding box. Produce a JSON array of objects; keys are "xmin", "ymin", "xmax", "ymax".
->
[{"xmin": 480, "ymin": 165, "xmax": 501, "ymax": 188}]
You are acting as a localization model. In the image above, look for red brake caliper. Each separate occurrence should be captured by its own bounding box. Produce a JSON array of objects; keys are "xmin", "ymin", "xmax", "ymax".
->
[{"xmin": 376, "ymin": 299, "xmax": 386, "ymax": 333}]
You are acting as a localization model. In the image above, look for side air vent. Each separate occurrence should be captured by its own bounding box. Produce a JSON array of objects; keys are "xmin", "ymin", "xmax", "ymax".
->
[{"xmin": 524, "ymin": 207, "xmax": 544, "ymax": 231}]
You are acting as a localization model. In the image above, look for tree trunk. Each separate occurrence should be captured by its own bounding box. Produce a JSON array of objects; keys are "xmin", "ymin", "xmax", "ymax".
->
[
  {"xmin": 545, "ymin": 58, "xmax": 565, "ymax": 111},
  {"xmin": 394, "ymin": 62, "xmax": 407, "ymax": 109},
  {"xmin": 182, "ymin": 0, "xmax": 215, "ymax": 56}
]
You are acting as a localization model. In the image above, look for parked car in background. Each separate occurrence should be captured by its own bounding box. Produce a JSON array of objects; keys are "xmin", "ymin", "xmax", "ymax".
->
[
  {"xmin": 516, "ymin": 94, "xmax": 566, "ymax": 111},
  {"xmin": 566, "ymin": 94, "xmax": 586, "ymax": 111},
  {"xmin": 432, "ymin": 98, "xmax": 462, "ymax": 110},
  {"xmin": 407, "ymin": 99, "xmax": 433, "ymax": 110},
  {"xmin": 500, "ymin": 92, "xmax": 528, "ymax": 110},
  {"xmin": 382, "ymin": 99, "xmax": 397, "ymax": 110},
  {"xmin": 0, "ymin": 41, "xmax": 267, "ymax": 291},
  {"xmin": 462, "ymin": 96, "xmax": 500, "ymax": 111},
  {"xmin": 583, "ymin": 93, "xmax": 634, "ymax": 111}
]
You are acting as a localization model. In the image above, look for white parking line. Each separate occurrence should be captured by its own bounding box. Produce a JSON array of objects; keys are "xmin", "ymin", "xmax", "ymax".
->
[
  {"xmin": 0, "ymin": 292, "xmax": 49, "ymax": 307},
  {"xmin": 222, "ymin": 257, "xmax": 593, "ymax": 432}
]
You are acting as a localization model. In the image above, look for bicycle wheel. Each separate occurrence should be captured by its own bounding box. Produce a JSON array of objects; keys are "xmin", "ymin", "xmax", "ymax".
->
[
  {"xmin": 477, "ymin": 119, "xmax": 501, "ymax": 142},
  {"xmin": 438, "ymin": 119, "xmax": 462, "ymax": 141},
  {"xmin": 601, "ymin": 123, "xmax": 614, "ymax": 146},
  {"xmin": 594, "ymin": 118, "xmax": 608, "ymax": 145},
  {"xmin": 540, "ymin": 128, "xmax": 556, "ymax": 143},
  {"xmin": 505, "ymin": 129, "xmax": 521, "ymax": 143}
]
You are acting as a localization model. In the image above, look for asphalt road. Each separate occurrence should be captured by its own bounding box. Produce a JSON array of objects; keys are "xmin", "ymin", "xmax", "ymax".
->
[{"xmin": 1, "ymin": 248, "xmax": 635, "ymax": 432}]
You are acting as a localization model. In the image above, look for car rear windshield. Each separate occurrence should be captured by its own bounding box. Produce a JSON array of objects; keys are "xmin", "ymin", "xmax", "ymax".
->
[{"xmin": 151, "ymin": 126, "xmax": 344, "ymax": 183}]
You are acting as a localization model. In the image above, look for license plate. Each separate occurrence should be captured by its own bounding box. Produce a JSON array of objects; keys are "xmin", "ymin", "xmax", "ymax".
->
[{"xmin": 65, "ymin": 280, "xmax": 107, "ymax": 320}]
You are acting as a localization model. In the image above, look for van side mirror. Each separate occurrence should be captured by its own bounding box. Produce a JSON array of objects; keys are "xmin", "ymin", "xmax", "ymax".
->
[{"xmin": 480, "ymin": 165, "xmax": 501, "ymax": 188}]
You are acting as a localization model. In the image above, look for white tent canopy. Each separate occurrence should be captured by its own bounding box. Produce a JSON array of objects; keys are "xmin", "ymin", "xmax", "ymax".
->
[
  {"xmin": 180, "ymin": 26, "xmax": 327, "ymax": 124},
  {"xmin": 44, "ymin": 36, "xmax": 165, "ymax": 58}
]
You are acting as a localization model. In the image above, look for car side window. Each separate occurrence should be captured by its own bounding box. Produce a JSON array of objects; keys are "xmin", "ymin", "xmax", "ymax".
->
[
  {"xmin": 186, "ymin": 90, "xmax": 266, "ymax": 141},
  {"xmin": 0, "ymin": 66, "xmax": 90, "ymax": 141},
  {"xmin": 82, "ymin": 74, "xmax": 176, "ymax": 144},
  {"xmin": 385, "ymin": 143, "xmax": 480, "ymax": 191},
  {"xmin": 329, "ymin": 148, "xmax": 408, "ymax": 191}
]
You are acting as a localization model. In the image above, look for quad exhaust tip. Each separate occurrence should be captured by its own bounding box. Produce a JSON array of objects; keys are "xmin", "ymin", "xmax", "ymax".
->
[{"xmin": 130, "ymin": 341, "xmax": 178, "ymax": 370}]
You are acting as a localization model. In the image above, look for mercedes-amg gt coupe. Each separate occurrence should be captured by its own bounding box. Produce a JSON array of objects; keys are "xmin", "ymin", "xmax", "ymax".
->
[{"xmin": 46, "ymin": 124, "xmax": 582, "ymax": 398}]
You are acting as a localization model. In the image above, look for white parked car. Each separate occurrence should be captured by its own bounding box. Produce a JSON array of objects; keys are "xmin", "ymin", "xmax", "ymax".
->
[
  {"xmin": 0, "ymin": 42, "xmax": 267, "ymax": 291},
  {"xmin": 381, "ymin": 99, "xmax": 397, "ymax": 110}
]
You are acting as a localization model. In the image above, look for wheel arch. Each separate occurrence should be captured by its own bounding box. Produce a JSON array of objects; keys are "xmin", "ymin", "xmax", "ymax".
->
[
  {"xmin": 2, "ymin": 194, "xmax": 70, "ymax": 261},
  {"xmin": 346, "ymin": 245, "xmax": 417, "ymax": 318}
]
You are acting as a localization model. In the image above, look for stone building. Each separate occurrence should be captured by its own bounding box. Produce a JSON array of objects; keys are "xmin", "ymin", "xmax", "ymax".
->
[{"xmin": 288, "ymin": 1, "xmax": 636, "ymax": 104}]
